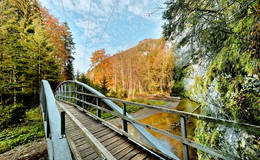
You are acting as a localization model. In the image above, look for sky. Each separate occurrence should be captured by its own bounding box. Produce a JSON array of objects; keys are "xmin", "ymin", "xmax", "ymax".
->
[{"xmin": 39, "ymin": 0, "xmax": 166, "ymax": 73}]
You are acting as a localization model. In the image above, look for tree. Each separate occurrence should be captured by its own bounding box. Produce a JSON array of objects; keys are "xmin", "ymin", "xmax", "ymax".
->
[
  {"xmin": 0, "ymin": 0, "xmax": 75, "ymax": 106},
  {"xmin": 87, "ymin": 38, "xmax": 174, "ymax": 98},
  {"xmin": 63, "ymin": 22, "xmax": 75, "ymax": 80},
  {"xmin": 100, "ymin": 76, "xmax": 109, "ymax": 95},
  {"xmin": 162, "ymin": 0, "xmax": 258, "ymax": 58},
  {"xmin": 90, "ymin": 49, "xmax": 108, "ymax": 68}
]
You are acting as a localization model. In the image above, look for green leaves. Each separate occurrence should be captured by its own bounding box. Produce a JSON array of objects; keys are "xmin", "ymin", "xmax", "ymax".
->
[{"xmin": 162, "ymin": 0, "xmax": 258, "ymax": 57}]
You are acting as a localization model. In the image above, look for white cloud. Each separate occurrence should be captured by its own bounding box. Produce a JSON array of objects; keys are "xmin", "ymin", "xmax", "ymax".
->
[
  {"xmin": 39, "ymin": 0, "xmax": 165, "ymax": 72},
  {"xmin": 128, "ymin": 0, "xmax": 149, "ymax": 17}
]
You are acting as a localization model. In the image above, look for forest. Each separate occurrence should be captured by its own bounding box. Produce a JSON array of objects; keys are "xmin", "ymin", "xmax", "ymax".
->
[
  {"xmin": 0, "ymin": 0, "xmax": 259, "ymax": 159},
  {"xmin": 87, "ymin": 38, "xmax": 174, "ymax": 98},
  {"xmin": 0, "ymin": 0, "xmax": 75, "ymax": 153}
]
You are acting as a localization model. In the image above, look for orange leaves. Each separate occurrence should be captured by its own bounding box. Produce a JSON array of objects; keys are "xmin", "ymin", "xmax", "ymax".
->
[
  {"xmin": 40, "ymin": 7, "xmax": 68, "ymax": 59},
  {"xmin": 90, "ymin": 49, "xmax": 112, "ymax": 86},
  {"xmin": 91, "ymin": 49, "xmax": 108, "ymax": 67},
  {"xmin": 88, "ymin": 38, "xmax": 175, "ymax": 96}
]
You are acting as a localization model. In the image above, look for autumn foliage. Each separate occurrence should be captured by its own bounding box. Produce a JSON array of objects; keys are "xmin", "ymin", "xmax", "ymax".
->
[{"xmin": 87, "ymin": 38, "xmax": 174, "ymax": 98}]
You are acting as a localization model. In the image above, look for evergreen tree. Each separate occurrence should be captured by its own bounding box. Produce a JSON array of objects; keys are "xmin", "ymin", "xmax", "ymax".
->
[
  {"xmin": 0, "ymin": 0, "xmax": 72, "ymax": 105},
  {"xmin": 63, "ymin": 22, "xmax": 75, "ymax": 80}
]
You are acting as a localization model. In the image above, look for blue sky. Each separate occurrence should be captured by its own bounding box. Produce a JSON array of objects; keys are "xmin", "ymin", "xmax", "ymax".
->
[{"xmin": 39, "ymin": 0, "xmax": 166, "ymax": 73}]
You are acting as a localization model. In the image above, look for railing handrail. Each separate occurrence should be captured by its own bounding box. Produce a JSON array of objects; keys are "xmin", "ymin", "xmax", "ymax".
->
[
  {"xmin": 55, "ymin": 80, "xmax": 179, "ymax": 160},
  {"xmin": 55, "ymin": 80, "xmax": 260, "ymax": 160},
  {"xmin": 58, "ymin": 96, "xmax": 238, "ymax": 159},
  {"xmin": 40, "ymin": 80, "xmax": 72, "ymax": 160},
  {"xmin": 72, "ymin": 91, "xmax": 260, "ymax": 135}
]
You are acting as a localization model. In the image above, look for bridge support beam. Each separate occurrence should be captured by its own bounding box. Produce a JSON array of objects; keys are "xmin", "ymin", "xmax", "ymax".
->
[
  {"xmin": 180, "ymin": 116, "xmax": 189, "ymax": 160},
  {"xmin": 122, "ymin": 103, "xmax": 128, "ymax": 133}
]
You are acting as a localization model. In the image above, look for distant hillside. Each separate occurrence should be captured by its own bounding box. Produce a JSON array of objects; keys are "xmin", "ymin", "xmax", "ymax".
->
[{"xmin": 87, "ymin": 38, "xmax": 174, "ymax": 98}]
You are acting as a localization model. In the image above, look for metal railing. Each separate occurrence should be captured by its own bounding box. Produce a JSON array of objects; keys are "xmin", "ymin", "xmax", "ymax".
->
[
  {"xmin": 40, "ymin": 80, "xmax": 72, "ymax": 160},
  {"xmin": 55, "ymin": 80, "xmax": 260, "ymax": 160}
]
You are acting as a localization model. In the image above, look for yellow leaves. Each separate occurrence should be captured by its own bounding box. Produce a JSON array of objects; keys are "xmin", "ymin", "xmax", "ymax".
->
[{"xmin": 88, "ymin": 39, "xmax": 175, "ymax": 94}]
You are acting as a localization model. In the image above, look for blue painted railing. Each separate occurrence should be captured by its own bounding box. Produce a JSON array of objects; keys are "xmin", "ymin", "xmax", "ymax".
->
[{"xmin": 40, "ymin": 80, "xmax": 72, "ymax": 160}]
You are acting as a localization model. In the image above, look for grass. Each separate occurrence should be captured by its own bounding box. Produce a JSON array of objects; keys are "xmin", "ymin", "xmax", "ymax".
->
[{"xmin": 0, "ymin": 107, "xmax": 44, "ymax": 153}]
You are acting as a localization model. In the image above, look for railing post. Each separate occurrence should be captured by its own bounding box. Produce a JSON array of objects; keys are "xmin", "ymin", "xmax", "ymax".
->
[
  {"xmin": 96, "ymin": 98, "xmax": 101, "ymax": 118},
  {"xmin": 60, "ymin": 85, "xmax": 63, "ymax": 100},
  {"xmin": 81, "ymin": 86, "xmax": 84, "ymax": 108},
  {"xmin": 180, "ymin": 116, "xmax": 189, "ymax": 160},
  {"xmin": 74, "ymin": 83, "xmax": 77, "ymax": 105},
  {"xmin": 122, "ymin": 103, "xmax": 128, "ymax": 132},
  {"xmin": 61, "ymin": 111, "xmax": 65, "ymax": 136},
  {"xmin": 58, "ymin": 87, "xmax": 60, "ymax": 100},
  {"xmin": 64, "ymin": 83, "xmax": 67, "ymax": 101},
  {"xmin": 69, "ymin": 83, "xmax": 71, "ymax": 102},
  {"xmin": 82, "ymin": 86, "xmax": 86, "ymax": 109}
]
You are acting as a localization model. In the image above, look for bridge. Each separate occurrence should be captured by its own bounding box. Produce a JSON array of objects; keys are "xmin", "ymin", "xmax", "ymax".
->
[{"xmin": 40, "ymin": 80, "xmax": 260, "ymax": 160}]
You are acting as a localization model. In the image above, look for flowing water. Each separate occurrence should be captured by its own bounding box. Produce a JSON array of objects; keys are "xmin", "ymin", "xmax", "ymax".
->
[{"xmin": 127, "ymin": 98, "xmax": 200, "ymax": 160}]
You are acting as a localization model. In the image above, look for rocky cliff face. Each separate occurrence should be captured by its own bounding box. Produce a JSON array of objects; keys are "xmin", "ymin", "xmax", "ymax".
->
[
  {"xmin": 169, "ymin": 14, "xmax": 259, "ymax": 160},
  {"xmin": 171, "ymin": 39, "xmax": 259, "ymax": 159}
]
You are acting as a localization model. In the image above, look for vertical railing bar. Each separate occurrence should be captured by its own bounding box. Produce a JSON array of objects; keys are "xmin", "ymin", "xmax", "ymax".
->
[
  {"xmin": 63, "ymin": 84, "xmax": 65, "ymax": 101},
  {"xmin": 180, "ymin": 116, "xmax": 189, "ymax": 160},
  {"xmin": 64, "ymin": 83, "xmax": 67, "ymax": 102},
  {"xmin": 97, "ymin": 97, "xmax": 101, "ymax": 118},
  {"xmin": 58, "ymin": 87, "xmax": 60, "ymax": 100},
  {"xmin": 82, "ymin": 86, "xmax": 84, "ymax": 109},
  {"xmin": 61, "ymin": 85, "xmax": 63, "ymax": 100},
  {"xmin": 69, "ymin": 83, "xmax": 71, "ymax": 102},
  {"xmin": 74, "ymin": 83, "xmax": 77, "ymax": 105},
  {"xmin": 61, "ymin": 111, "xmax": 65, "ymax": 136},
  {"xmin": 122, "ymin": 103, "xmax": 128, "ymax": 132}
]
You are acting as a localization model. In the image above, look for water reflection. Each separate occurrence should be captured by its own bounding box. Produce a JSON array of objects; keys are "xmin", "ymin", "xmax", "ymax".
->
[{"xmin": 127, "ymin": 98, "xmax": 200, "ymax": 160}]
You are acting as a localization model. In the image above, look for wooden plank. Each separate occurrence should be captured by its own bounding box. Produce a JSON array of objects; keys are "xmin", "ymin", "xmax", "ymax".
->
[
  {"xmin": 77, "ymin": 143, "xmax": 92, "ymax": 152},
  {"xmin": 74, "ymin": 137, "xmax": 86, "ymax": 144},
  {"xmin": 90, "ymin": 126, "xmax": 108, "ymax": 134},
  {"xmin": 65, "ymin": 120, "xmax": 83, "ymax": 160},
  {"xmin": 103, "ymin": 136, "xmax": 123, "ymax": 147},
  {"xmin": 84, "ymin": 152, "xmax": 99, "ymax": 160},
  {"xmin": 66, "ymin": 133, "xmax": 83, "ymax": 160},
  {"xmin": 75, "ymin": 140, "xmax": 88, "ymax": 147},
  {"xmin": 97, "ymin": 132, "xmax": 117, "ymax": 142},
  {"xmin": 110, "ymin": 141, "xmax": 131, "ymax": 156},
  {"xmin": 94, "ymin": 129, "xmax": 113, "ymax": 138},
  {"xmin": 80, "ymin": 147, "xmax": 96, "ymax": 158},
  {"xmin": 130, "ymin": 152, "xmax": 148, "ymax": 160},
  {"xmin": 120, "ymin": 149, "xmax": 140, "ymax": 160},
  {"xmin": 115, "ymin": 145, "xmax": 135, "ymax": 159},
  {"xmin": 58, "ymin": 102, "xmax": 116, "ymax": 160}
]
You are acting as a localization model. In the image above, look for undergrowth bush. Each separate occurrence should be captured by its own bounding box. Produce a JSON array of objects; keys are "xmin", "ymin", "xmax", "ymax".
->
[{"xmin": 0, "ymin": 104, "xmax": 26, "ymax": 130}]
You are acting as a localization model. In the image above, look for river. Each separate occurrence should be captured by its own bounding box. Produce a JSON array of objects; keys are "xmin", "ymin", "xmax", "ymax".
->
[{"xmin": 126, "ymin": 98, "xmax": 200, "ymax": 160}]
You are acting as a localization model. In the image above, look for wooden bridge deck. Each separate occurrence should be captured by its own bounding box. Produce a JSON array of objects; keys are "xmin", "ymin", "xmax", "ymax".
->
[{"xmin": 57, "ymin": 101, "xmax": 158, "ymax": 160}]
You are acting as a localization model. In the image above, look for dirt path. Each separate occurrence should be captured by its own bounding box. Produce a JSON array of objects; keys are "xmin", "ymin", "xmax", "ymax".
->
[
  {"xmin": 108, "ymin": 100, "xmax": 180, "ymax": 127},
  {"xmin": 0, "ymin": 139, "xmax": 48, "ymax": 160}
]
